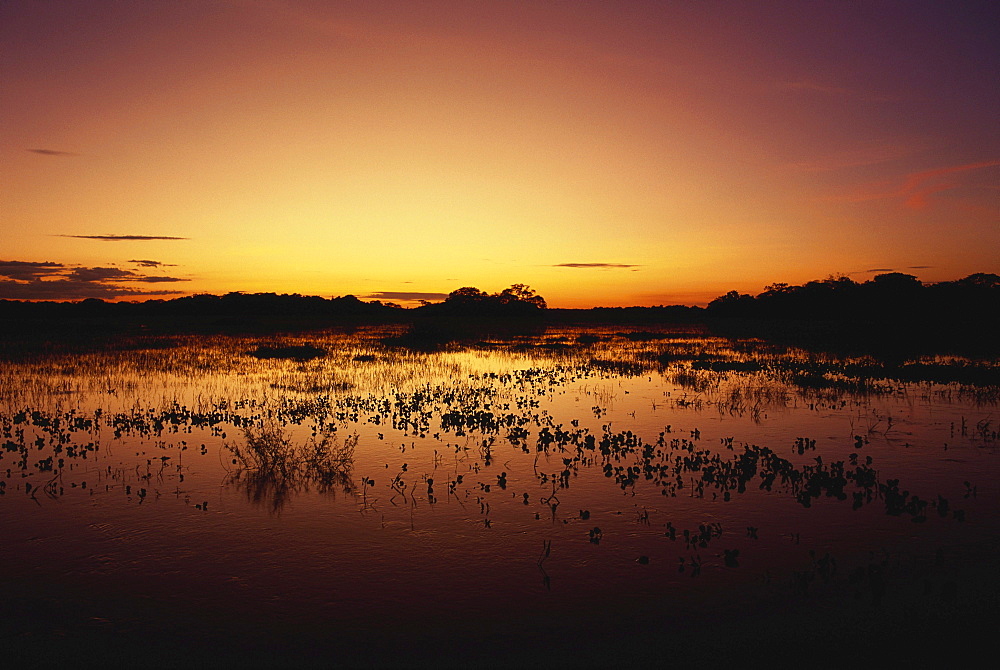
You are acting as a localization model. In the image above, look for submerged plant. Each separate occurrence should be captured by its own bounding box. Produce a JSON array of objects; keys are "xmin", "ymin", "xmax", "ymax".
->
[
  {"xmin": 228, "ymin": 422, "xmax": 296, "ymax": 475},
  {"xmin": 225, "ymin": 422, "xmax": 356, "ymax": 511}
]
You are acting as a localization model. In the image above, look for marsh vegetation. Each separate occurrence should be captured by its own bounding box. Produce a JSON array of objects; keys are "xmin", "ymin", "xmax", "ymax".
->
[{"xmin": 1, "ymin": 325, "xmax": 998, "ymax": 665}]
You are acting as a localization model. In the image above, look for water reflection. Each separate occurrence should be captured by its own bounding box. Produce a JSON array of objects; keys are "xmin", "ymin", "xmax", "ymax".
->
[
  {"xmin": 1, "ymin": 326, "xmax": 998, "ymax": 663},
  {"xmin": 224, "ymin": 423, "xmax": 356, "ymax": 513}
]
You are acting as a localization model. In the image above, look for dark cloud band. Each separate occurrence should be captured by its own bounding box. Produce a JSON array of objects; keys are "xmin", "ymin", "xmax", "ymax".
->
[
  {"xmin": 58, "ymin": 235, "xmax": 189, "ymax": 241},
  {"xmin": 129, "ymin": 259, "xmax": 175, "ymax": 268},
  {"xmin": 554, "ymin": 263, "xmax": 639, "ymax": 269},
  {"xmin": 0, "ymin": 259, "xmax": 189, "ymax": 300},
  {"xmin": 0, "ymin": 260, "xmax": 65, "ymax": 280},
  {"xmin": 28, "ymin": 148, "xmax": 77, "ymax": 156},
  {"xmin": 363, "ymin": 291, "xmax": 448, "ymax": 302}
]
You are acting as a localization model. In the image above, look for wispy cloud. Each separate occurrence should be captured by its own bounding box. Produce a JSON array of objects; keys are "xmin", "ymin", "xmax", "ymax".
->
[
  {"xmin": 28, "ymin": 148, "xmax": 77, "ymax": 157},
  {"xmin": 899, "ymin": 161, "xmax": 1000, "ymax": 210},
  {"xmin": 363, "ymin": 291, "xmax": 448, "ymax": 302},
  {"xmin": 135, "ymin": 276, "xmax": 188, "ymax": 283},
  {"xmin": 128, "ymin": 259, "xmax": 175, "ymax": 268},
  {"xmin": 859, "ymin": 266, "xmax": 933, "ymax": 275},
  {"xmin": 58, "ymin": 235, "xmax": 189, "ymax": 241},
  {"xmin": 554, "ymin": 263, "xmax": 640, "ymax": 269},
  {"xmin": 0, "ymin": 259, "xmax": 189, "ymax": 300},
  {"xmin": 831, "ymin": 160, "xmax": 1000, "ymax": 209}
]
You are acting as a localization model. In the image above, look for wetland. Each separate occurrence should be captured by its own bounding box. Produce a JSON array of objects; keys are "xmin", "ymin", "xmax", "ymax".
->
[{"xmin": 2, "ymin": 324, "xmax": 999, "ymax": 666}]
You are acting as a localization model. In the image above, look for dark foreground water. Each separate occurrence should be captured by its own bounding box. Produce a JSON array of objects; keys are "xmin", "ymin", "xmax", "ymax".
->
[{"xmin": 3, "ymin": 326, "xmax": 998, "ymax": 666}]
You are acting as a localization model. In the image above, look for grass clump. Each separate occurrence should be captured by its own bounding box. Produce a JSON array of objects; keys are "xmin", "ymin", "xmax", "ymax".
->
[{"xmin": 225, "ymin": 422, "xmax": 356, "ymax": 511}]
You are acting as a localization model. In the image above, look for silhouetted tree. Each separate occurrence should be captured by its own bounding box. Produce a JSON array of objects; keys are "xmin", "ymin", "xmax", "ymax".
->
[
  {"xmin": 498, "ymin": 284, "xmax": 547, "ymax": 310},
  {"xmin": 955, "ymin": 272, "xmax": 1000, "ymax": 289},
  {"xmin": 422, "ymin": 284, "xmax": 547, "ymax": 318},
  {"xmin": 869, "ymin": 272, "xmax": 921, "ymax": 290},
  {"xmin": 707, "ymin": 290, "xmax": 755, "ymax": 317},
  {"xmin": 445, "ymin": 287, "xmax": 490, "ymax": 308}
]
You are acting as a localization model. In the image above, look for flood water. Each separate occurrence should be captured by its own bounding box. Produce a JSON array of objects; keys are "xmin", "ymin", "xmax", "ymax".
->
[{"xmin": 3, "ymin": 326, "xmax": 999, "ymax": 665}]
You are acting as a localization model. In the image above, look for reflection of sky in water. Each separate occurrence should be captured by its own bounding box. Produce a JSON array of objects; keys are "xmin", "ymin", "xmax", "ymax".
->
[{"xmin": 1, "ymin": 327, "xmax": 998, "ymax": 657}]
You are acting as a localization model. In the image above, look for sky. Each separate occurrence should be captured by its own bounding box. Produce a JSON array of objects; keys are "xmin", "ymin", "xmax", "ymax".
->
[{"xmin": 2, "ymin": 0, "xmax": 998, "ymax": 307}]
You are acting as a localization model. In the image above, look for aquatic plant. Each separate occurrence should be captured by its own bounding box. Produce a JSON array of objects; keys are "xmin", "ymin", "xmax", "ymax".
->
[{"xmin": 225, "ymin": 423, "xmax": 356, "ymax": 511}]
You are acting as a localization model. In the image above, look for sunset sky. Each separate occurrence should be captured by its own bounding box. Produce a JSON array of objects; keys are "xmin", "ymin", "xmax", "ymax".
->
[{"xmin": 2, "ymin": 1, "xmax": 997, "ymax": 307}]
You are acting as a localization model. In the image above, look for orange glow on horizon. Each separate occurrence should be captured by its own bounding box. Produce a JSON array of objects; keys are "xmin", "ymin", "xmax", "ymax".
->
[{"xmin": 2, "ymin": 2, "xmax": 997, "ymax": 307}]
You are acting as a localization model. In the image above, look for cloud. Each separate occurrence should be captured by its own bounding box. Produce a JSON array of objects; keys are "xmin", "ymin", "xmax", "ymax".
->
[
  {"xmin": 0, "ymin": 260, "xmax": 65, "ymax": 280},
  {"xmin": 128, "ymin": 259, "xmax": 175, "ymax": 268},
  {"xmin": 866, "ymin": 268, "xmax": 896, "ymax": 273},
  {"xmin": 908, "ymin": 265, "xmax": 933, "ymax": 269},
  {"xmin": 0, "ymin": 280, "xmax": 185, "ymax": 300},
  {"xmin": 553, "ymin": 263, "xmax": 640, "ymax": 269},
  {"xmin": 135, "ymin": 276, "xmax": 189, "ymax": 283},
  {"xmin": 832, "ymin": 160, "xmax": 1000, "ymax": 209},
  {"xmin": 28, "ymin": 148, "xmax": 77, "ymax": 156},
  {"xmin": 898, "ymin": 161, "xmax": 1000, "ymax": 210},
  {"xmin": 0, "ymin": 259, "xmax": 189, "ymax": 300},
  {"xmin": 58, "ymin": 234, "xmax": 189, "ymax": 241},
  {"xmin": 68, "ymin": 267, "xmax": 138, "ymax": 282},
  {"xmin": 363, "ymin": 291, "xmax": 448, "ymax": 302}
]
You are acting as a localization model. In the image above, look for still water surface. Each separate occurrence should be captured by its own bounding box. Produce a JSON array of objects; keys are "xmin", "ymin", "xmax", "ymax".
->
[{"xmin": 2, "ymin": 326, "xmax": 998, "ymax": 664}]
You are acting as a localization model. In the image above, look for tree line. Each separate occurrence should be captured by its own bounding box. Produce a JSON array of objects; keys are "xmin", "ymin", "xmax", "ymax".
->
[
  {"xmin": 706, "ymin": 272, "xmax": 1000, "ymax": 323},
  {"xmin": 2, "ymin": 274, "xmax": 996, "ymax": 328},
  {"xmin": 0, "ymin": 284, "xmax": 550, "ymax": 329}
]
